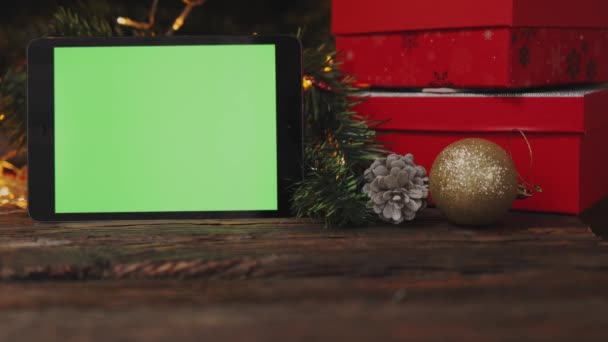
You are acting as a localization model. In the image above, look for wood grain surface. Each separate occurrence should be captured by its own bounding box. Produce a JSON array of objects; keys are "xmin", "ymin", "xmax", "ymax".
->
[{"xmin": 0, "ymin": 208, "xmax": 607, "ymax": 341}]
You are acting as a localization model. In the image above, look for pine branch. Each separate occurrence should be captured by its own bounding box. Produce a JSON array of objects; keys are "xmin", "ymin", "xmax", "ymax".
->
[
  {"xmin": 48, "ymin": 7, "xmax": 123, "ymax": 37},
  {"xmin": 292, "ymin": 45, "xmax": 386, "ymax": 228},
  {"xmin": 0, "ymin": 69, "xmax": 27, "ymax": 149},
  {"xmin": 292, "ymin": 160, "xmax": 373, "ymax": 228}
]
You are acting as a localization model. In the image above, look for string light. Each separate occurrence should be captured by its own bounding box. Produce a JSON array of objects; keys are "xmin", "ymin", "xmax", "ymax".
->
[
  {"xmin": 0, "ymin": 114, "xmax": 5, "ymax": 121},
  {"xmin": 116, "ymin": 0, "xmax": 207, "ymax": 34},
  {"xmin": 116, "ymin": 16, "xmax": 153, "ymax": 30},
  {"xmin": 167, "ymin": 0, "xmax": 208, "ymax": 35},
  {"xmin": 302, "ymin": 76, "xmax": 314, "ymax": 91},
  {"xmin": 116, "ymin": 0, "xmax": 158, "ymax": 30},
  {"xmin": 355, "ymin": 82, "xmax": 371, "ymax": 89},
  {"xmin": 0, "ymin": 158, "xmax": 27, "ymax": 209},
  {"xmin": 171, "ymin": 19, "xmax": 184, "ymax": 32},
  {"xmin": 324, "ymin": 55, "xmax": 334, "ymax": 72}
]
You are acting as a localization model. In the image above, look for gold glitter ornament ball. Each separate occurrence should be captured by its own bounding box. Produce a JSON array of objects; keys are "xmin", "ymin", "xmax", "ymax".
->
[{"xmin": 429, "ymin": 138, "xmax": 518, "ymax": 226}]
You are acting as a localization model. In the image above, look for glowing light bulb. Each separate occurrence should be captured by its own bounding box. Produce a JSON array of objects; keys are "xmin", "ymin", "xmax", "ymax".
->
[
  {"xmin": 172, "ymin": 18, "xmax": 184, "ymax": 31},
  {"xmin": 302, "ymin": 77, "xmax": 314, "ymax": 91}
]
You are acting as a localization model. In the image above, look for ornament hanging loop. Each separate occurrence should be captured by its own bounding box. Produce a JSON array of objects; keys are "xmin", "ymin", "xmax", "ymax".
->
[{"xmin": 507, "ymin": 129, "xmax": 543, "ymax": 200}]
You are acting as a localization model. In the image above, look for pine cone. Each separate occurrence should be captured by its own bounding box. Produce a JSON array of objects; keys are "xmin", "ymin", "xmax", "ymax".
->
[{"xmin": 362, "ymin": 154, "xmax": 429, "ymax": 224}]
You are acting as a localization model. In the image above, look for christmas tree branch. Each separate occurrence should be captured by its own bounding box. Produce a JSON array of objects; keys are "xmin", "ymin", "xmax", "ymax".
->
[
  {"xmin": 0, "ymin": 69, "xmax": 27, "ymax": 149},
  {"xmin": 293, "ymin": 45, "xmax": 387, "ymax": 228}
]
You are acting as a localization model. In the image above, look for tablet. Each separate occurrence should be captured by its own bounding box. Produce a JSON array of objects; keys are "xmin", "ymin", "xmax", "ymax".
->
[{"xmin": 27, "ymin": 36, "xmax": 303, "ymax": 221}]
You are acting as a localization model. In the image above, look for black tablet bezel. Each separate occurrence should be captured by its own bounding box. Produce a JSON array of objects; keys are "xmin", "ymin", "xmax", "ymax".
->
[{"xmin": 27, "ymin": 35, "xmax": 303, "ymax": 221}]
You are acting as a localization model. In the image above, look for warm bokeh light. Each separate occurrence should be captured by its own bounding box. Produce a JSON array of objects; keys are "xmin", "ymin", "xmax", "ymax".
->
[{"xmin": 302, "ymin": 77, "xmax": 313, "ymax": 91}]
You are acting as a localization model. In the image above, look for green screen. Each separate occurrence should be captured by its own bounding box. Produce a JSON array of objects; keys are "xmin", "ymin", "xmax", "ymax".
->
[{"xmin": 54, "ymin": 45, "xmax": 278, "ymax": 213}]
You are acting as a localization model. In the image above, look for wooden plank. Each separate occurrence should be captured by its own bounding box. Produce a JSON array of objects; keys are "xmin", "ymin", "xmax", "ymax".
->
[
  {"xmin": 0, "ymin": 209, "xmax": 604, "ymax": 280},
  {"xmin": 0, "ymin": 208, "xmax": 607, "ymax": 341},
  {"xmin": 0, "ymin": 276, "xmax": 607, "ymax": 341},
  {"xmin": 1, "ymin": 300, "xmax": 605, "ymax": 342}
]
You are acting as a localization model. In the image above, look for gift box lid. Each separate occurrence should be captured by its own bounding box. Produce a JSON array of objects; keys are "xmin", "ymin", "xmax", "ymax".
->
[
  {"xmin": 357, "ymin": 88, "xmax": 608, "ymax": 134},
  {"xmin": 332, "ymin": 0, "xmax": 608, "ymax": 34}
]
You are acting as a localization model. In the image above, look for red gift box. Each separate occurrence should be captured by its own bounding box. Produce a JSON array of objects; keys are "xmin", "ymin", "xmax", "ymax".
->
[
  {"xmin": 356, "ymin": 88, "xmax": 608, "ymax": 214},
  {"xmin": 333, "ymin": 0, "xmax": 608, "ymax": 88}
]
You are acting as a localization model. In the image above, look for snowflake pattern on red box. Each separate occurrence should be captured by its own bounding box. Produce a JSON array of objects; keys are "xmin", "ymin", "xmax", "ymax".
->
[{"xmin": 337, "ymin": 28, "xmax": 607, "ymax": 88}]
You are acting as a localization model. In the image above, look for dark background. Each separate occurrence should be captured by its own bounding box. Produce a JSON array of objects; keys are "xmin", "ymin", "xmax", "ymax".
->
[
  {"xmin": 0, "ymin": 0, "xmax": 330, "ymax": 32},
  {"xmin": 0, "ymin": 0, "xmax": 331, "ymax": 71}
]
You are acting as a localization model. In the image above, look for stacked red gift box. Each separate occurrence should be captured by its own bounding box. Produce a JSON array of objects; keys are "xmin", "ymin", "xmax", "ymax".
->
[{"xmin": 333, "ymin": 0, "xmax": 608, "ymax": 214}]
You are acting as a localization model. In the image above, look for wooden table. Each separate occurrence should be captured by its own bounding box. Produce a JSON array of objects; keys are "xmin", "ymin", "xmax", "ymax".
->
[{"xmin": 1, "ymin": 207, "xmax": 607, "ymax": 341}]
